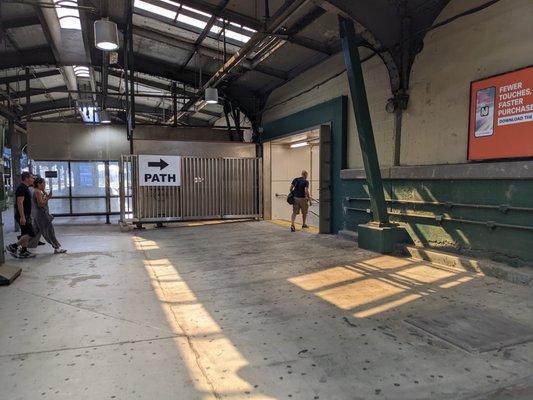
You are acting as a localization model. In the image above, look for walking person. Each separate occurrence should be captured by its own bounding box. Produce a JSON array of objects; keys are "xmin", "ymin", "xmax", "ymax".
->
[
  {"xmin": 289, "ymin": 170, "xmax": 312, "ymax": 232},
  {"xmin": 32, "ymin": 177, "xmax": 66, "ymax": 254},
  {"xmin": 26, "ymin": 178, "xmax": 45, "ymax": 249},
  {"xmin": 6, "ymin": 172, "xmax": 36, "ymax": 258}
]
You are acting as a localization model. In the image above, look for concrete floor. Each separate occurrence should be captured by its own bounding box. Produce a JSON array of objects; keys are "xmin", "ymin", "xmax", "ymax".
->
[{"xmin": 1, "ymin": 220, "xmax": 533, "ymax": 400}]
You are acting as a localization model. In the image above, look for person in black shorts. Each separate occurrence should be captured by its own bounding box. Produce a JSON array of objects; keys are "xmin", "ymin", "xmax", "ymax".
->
[
  {"xmin": 6, "ymin": 172, "xmax": 36, "ymax": 258},
  {"xmin": 290, "ymin": 170, "xmax": 311, "ymax": 232}
]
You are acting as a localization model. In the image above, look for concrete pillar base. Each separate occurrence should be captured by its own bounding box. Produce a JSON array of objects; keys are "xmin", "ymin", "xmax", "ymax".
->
[{"xmin": 357, "ymin": 222, "xmax": 411, "ymax": 254}]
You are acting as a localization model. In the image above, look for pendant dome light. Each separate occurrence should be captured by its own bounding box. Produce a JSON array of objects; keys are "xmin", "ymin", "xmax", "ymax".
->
[
  {"xmin": 94, "ymin": 18, "xmax": 119, "ymax": 51},
  {"xmin": 205, "ymin": 87, "xmax": 218, "ymax": 104}
]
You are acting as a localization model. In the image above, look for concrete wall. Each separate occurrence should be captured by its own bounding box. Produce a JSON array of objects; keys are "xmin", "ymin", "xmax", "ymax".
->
[
  {"xmin": 262, "ymin": 0, "xmax": 533, "ymax": 167},
  {"xmin": 27, "ymin": 122, "xmax": 241, "ymax": 160},
  {"xmin": 27, "ymin": 123, "xmax": 129, "ymax": 161},
  {"xmin": 134, "ymin": 140, "xmax": 256, "ymax": 158},
  {"xmin": 402, "ymin": 0, "xmax": 533, "ymax": 165},
  {"xmin": 263, "ymin": 52, "xmax": 393, "ymax": 168}
]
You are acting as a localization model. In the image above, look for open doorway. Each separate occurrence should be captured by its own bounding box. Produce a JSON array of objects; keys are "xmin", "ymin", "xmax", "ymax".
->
[{"xmin": 263, "ymin": 125, "xmax": 331, "ymax": 233}]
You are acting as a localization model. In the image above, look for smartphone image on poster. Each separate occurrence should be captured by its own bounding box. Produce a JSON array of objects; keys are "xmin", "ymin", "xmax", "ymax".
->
[{"xmin": 474, "ymin": 86, "xmax": 496, "ymax": 137}]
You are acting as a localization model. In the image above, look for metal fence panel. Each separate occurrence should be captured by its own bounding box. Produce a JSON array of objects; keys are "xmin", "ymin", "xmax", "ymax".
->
[{"xmin": 119, "ymin": 155, "xmax": 261, "ymax": 223}]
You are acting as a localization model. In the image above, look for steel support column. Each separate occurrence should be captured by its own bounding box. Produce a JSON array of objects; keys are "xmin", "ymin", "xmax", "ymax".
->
[
  {"xmin": 25, "ymin": 68, "xmax": 31, "ymax": 121},
  {"xmin": 9, "ymin": 118, "xmax": 21, "ymax": 233},
  {"xmin": 339, "ymin": 17, "xmax": 389, "ymax": 225}
]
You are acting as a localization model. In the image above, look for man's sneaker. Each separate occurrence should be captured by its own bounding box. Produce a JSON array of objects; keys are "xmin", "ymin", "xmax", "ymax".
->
[
  {"xmin": 302, "ymin": 224, "xmax": 309, "ymax": 229},
  {"xmin": 18, "ymin": 250, "xmax": 36, "ymax": 258},
  {"xmin": 54, "ymin": 248, "xmax": 67, "ymax": 254},
  {"xmin": 6, "ymin": 244, "xmax": 18, "ymax": 256},
  {"xmin": 290, "ymin": 225, "xmax": 296, "ymax": 232}
]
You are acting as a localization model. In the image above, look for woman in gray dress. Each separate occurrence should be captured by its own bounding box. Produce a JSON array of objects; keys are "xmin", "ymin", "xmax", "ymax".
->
[{"xmin": 33, "ymin": 177, "xmax": 67, "ymax": 254}]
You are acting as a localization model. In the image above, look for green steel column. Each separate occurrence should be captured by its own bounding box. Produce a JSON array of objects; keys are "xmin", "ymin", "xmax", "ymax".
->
[{"xmin": 339, "ymin": 17, "xmax": 390, "ymax": 225}]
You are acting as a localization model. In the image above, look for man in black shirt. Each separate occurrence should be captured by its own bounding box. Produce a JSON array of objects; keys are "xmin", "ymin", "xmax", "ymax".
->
[
  {"xmin": 6, "ymin": 172, "xmax": 36, "ymax": 258},
  {"xmin": 290, "ymin": 170, "xmax": 311, "ymax": 232}
]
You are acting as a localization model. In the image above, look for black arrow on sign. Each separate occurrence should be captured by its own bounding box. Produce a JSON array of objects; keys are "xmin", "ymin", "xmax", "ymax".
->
[{"xmin": 148, "ymin": 159, "xmax": 169, "ymax": 170}]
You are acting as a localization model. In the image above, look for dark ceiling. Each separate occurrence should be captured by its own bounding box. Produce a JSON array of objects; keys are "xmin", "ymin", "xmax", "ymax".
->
[{"xmin": 0, "ymin": 0, "xmax": 459, "ymax": 129}]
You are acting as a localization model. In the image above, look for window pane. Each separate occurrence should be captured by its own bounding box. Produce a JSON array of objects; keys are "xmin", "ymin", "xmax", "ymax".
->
[
  {"xmin": 109, "ymin": 162, "xmax": 120, "ymax": 196},
  {"xmin": 33, "ymin": 161, "xmax": 70, "ymax": 197},
  {"xmin": 70, "ymin": 162, "xmax": 106, "ymax": 196},
  {"xmin": 110, "ymin": 197, "xmax": 120, "ymax": 212},
  {"xmin": 48, "ymin": 198, "xmax": 70, "ymax": 214},
  {"xmin": 72, "ymin": 198, "xmax": 107, "ymax": 213}
]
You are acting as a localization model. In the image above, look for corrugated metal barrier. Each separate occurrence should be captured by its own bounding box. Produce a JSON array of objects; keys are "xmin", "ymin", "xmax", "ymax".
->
[{"xmin": 119, "ymin": 155, "xmax": 262, "ymax": 223}]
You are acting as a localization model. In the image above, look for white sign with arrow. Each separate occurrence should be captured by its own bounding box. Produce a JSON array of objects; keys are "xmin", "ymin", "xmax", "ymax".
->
[{"xmin": 138, "ymin": 155, "xmax": 181, "ymax": 187}]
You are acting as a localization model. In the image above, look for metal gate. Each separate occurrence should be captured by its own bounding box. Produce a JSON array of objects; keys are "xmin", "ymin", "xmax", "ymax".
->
[{"xmin": 119, "ymin": 155, "xmax": 262, "ymax": 223}]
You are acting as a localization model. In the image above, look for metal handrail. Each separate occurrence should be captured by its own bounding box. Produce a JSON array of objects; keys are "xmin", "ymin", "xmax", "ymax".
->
[
  {"xmin": 344, "ymin": 207, "xmax": 533, "ymax": 232},
  {"xmin": 346, "ymin": 196, "xmax": 533, "ymax": 213}
]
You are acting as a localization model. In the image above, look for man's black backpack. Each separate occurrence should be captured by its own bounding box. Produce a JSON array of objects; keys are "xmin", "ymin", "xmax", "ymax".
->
[{"xmin": 287, "ymin": 191, "xmax": 295, "ymax": 205}]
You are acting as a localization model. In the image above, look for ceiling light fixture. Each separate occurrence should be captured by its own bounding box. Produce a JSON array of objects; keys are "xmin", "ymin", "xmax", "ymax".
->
[
  {"xmin": 94, "ymin": 18, "xmax": 120, "ymax": 51},
  {"xmin": 290, "ymin": 141, "xmax": 309, "ymax": 148},
  {"xmin": 205, "ymin": 87, "xmax": 218, "ymax": 104}
]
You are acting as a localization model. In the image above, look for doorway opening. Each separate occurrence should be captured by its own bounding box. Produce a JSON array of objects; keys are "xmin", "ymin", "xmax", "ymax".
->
[{"xmin": 264, "ymin": 124, "xmax": 331, "ymax": 233}]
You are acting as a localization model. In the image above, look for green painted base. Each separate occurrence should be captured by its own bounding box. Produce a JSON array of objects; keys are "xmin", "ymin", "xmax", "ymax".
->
[{"xmin": 357, "ymin": 223, "xmax": 411, "ymax": 254}]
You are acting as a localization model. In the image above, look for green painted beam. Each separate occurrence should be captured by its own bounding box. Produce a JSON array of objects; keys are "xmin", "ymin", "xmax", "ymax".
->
[{"xmin": 339, "ymin": 17, "xmax": 389, "ymax": 225}]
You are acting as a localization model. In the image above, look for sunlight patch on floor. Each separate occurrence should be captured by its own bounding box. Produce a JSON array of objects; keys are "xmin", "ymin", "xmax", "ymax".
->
[
  {"xmin": 288, "ymin": 255, "xmax": 476, "ymax": 318},
  {"xmin": 133, "ymin": 236, "xmax": 160, "ymax": 250},
  {"xmin": 139, "ymin": 246, "xmax": 275, "ymax": 399}
]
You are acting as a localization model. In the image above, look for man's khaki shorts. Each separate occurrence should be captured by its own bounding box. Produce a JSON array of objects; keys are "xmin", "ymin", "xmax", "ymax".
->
[{"xmin": 292, "ymin": 197, "xmax": 309, "ymax": 215}]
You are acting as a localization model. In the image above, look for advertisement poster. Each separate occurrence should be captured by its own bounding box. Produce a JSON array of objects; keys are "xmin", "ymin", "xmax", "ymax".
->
[{"xmin": 468, "ymin": 65, "xmax": 533, "ymax": 160}]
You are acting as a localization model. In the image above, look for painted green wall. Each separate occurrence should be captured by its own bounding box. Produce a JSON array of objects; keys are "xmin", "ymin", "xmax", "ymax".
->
[
  {"xmin": 341, "ymin": 179, "xmax": 533, "ymax": 266},
  {"xmin": 263, "ymin": 96, "xmax": 532, "ymax": 266},
  {"xmin": 262, "ymin": 96, "xmax": 347, "ymax": 234}
]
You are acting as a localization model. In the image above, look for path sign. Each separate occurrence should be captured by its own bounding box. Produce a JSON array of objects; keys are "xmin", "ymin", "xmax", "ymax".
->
[{"xmin": 139, "ymin": 155, "xmax": 181, "ymax": 186}]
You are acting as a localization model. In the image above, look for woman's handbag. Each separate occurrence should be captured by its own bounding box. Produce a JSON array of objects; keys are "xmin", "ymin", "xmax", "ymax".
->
[{"xmin": 287, "ymin": 191, "xmax": 295, "ymax": 205}]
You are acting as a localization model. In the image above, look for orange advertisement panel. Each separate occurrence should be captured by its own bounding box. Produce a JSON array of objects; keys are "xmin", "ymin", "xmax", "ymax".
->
[{"xmin": 468, "ymin": 66, "xmax": 533, "ymax": 161}]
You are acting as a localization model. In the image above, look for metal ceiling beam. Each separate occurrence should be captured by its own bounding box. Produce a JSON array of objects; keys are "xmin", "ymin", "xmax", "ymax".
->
[
  {"xmin": 0, "ymin": 69, "xmax": 60, "ymax": 85},
  {"xmin": 126, "ymin": 53, "xmax": 212, "ymax": 89},
  {"xmin": 0, "ymin": 46, "xmax": 56, "ymax": 69},
  {"xmin": 177, "ymin": 0, "xmax": 311, "ymax": 121},
  {"xmin": 135, "ymin": 1, "xmax": 246, "ymax": 49},
  {"xmin": 320, "ymin": 0, "xmax": 401, "ymax": 92},
  {"xmin": 107, "ymin": 68, "xmax": 197, "ymax": 99},
  {"xmin": 35, "ymin": 4, "xmax": 61, "ymax": 65},
  {"xmin": 147, "ymin": 0, "xmax": 262, "ymax": 31},
  {"xmin": 132, "ymin": 24, "xmax": 287, "ymax": 81},
  {"xmin": 181, "ymin": 0, "xmax": 230, "ymax": 69},
  {"xmin": 279, "ymin": 5, "xmax": 332, "ymax": 55},
  {"xmin": 107, "ymin": 69, "xmax": 171, "ymax": 92},
  {"xmin": 20, "ymin": 96, "xmax": 170, "ymax": 117},
  {"xmin": 284, "ymin": 35, "xmax": 332, "ymax": 55},
  {"xmin": 1, "ymin": 15, "xmax": 41, "ymax": 29},
  {"xmin": 11, "ymin": 85, "xmax": 68, "ymax": 99}
]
